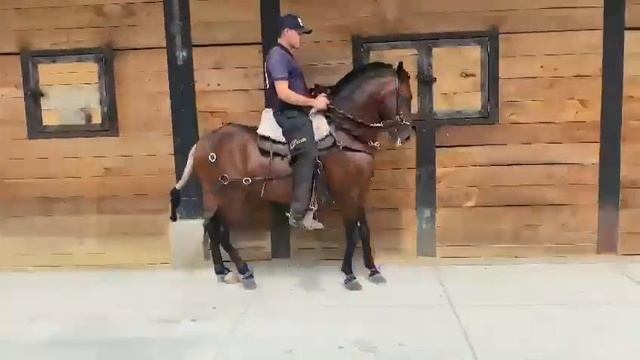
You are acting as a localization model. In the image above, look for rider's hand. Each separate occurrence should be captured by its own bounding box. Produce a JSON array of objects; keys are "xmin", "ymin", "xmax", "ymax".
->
[{"xmin": 312, "ymin": 94, "xmax": 330, "ymax": 111}]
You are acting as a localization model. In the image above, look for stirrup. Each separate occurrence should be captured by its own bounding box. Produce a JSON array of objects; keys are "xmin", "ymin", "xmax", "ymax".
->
[
  {"xmin": 286, "ymin": 211, "xmax": 324, "ymax": 230},
  {"xmin": 302, "ymin": 210, "xmax": 324, "ymax": 230},
  {"xmin": 305, "ymin": 175, "xmax": 323, "ymax": 230}
]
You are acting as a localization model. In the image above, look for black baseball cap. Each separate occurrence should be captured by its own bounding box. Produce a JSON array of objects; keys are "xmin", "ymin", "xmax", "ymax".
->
[{"xmin": 279, "ymin": 13, "xmax": 312, "ymax": 34}]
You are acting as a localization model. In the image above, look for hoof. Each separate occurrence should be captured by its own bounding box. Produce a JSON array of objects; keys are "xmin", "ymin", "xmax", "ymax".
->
[
  {"xmin": 215, "ymin": 267, "xmax": 235, "ymax": 283},
  {"xmin": 221, "ymin": 272, "xmax": 239, "ymax": 284},
  {"xmin": 344, "ymin": 275, "xmax": 362, "ymax": 291},
  {"xmin": 241, "ymin": 271, "xmax": 257, "ymax": 290},
  {"xmin": 368, "ymin": 271, "xmax": 387, "ymax": 284}
]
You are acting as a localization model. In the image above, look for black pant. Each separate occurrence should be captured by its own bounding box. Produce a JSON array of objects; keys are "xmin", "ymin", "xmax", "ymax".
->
[{"xmin": 273, "ymin": 109, "xmax": 318, "ymax": 220}]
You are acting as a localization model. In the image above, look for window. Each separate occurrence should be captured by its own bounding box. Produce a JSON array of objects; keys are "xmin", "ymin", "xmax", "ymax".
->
[
  {"xmin": 352, "ymin": 29, "xmax": 499, "ymax": 125},
  {"xmin": 20, "ymin": 47, "xmax": 118, "ymax": 139}
]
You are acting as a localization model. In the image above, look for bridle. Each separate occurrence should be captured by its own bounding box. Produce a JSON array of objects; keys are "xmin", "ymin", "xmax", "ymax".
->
[
  {"xmin": 323, "ymin": 72, "xmax": 411, "ymax": 150},
  {"xmin": 326, "ymin": 72, "xmax": 411, "ymax": 130}
]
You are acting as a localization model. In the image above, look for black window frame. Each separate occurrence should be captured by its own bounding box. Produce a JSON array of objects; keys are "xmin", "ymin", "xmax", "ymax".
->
[
  {"xmin": 352, "ymin": 28, "xmax": 500, "ymax": 125},
  {"xmin": 20, "ymin": 47, "xmax": 119, "ymax": 139}
]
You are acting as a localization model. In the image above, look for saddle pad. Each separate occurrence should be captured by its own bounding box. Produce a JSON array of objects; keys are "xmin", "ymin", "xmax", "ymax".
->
[
  {"xmin": 257, "ymin": 108, "xmax": 331, "ymax": 143},
  {"xmin": 257, "ymin": 132, "xmax": 336, "ymax": 158}
]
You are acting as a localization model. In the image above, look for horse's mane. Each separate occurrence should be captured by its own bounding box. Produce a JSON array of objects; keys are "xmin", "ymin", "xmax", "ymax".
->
[{"xmin": 330, "ymin": 62, "xmax": 395, "ymax": 96}]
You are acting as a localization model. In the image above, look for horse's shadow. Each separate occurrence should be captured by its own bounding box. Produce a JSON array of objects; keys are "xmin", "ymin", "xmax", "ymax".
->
[{"xmin": 291, "ymin": 260, "xmax": 325, "ymax": 292}]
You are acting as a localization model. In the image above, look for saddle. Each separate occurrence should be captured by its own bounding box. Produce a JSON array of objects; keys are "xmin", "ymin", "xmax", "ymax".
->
[
  {"xmin": 255, "ymin": 108, "xmax": 335, "ymax": 219},
  {"xmin": 256, "ymin": 108, "xmax": 335, "ymax": 158}
]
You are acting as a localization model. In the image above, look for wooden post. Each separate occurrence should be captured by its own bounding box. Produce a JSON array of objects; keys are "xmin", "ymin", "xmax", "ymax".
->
[
  {"xmin": 163, "ymin": 0, "xmax": 202, "ymax": 219},
  {"xmin": 415, "ymin": 122, "xmax": 437, "ymax": 257},
  {"xmin": 260, "ymin": 0, "xmax": 290, "ymax": 259},
  {"xmin": 415, "ymin": 44, "xmax": 437, "ymax": 257},
  {"xmin": 597, "ymin": 0, "xmax": 626, "ymax": 254}
]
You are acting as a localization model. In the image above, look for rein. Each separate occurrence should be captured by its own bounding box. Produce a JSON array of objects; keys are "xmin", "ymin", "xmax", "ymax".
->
[{"xmin": 327, "ymin": 104, "xmax": 401, "ymax": 129}]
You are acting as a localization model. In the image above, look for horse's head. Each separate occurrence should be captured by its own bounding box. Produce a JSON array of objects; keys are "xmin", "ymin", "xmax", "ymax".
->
[
  {"xmin": 327, "ymin": 61, "xmax": 414, "ymax": 148},
  {"xmin": 384, "ymin": 61, "xmax": 413, "ymax": 147}
]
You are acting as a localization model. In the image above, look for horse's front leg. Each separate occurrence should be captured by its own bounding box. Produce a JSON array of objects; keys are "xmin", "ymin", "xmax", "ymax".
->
[
  {"xmin": 341, "ymin": 217, "xmax": 362, "ymax": 291},
  {"xmin": 357, "ymin": 208, "xmax": 386, "ymax": 284}
]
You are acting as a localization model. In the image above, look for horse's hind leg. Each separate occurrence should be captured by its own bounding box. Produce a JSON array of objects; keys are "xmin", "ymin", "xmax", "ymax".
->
[
  {"xmin": 341, "ymin": 218, "xmax": 362, "ymax": 291},
  {"xmin": 204, "ymin": 215, "xmax": 233, "ymax": 283},
  {"xmin": 357, "ymin": 209, "xmax": 386, "ymax": 284},
  {"xmin": 216, "ymin": 216, "xmax": 257, "ymax": 290}
]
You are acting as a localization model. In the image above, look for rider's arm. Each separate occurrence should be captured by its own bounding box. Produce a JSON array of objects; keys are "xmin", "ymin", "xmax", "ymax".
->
[
  {"xmin": 274, "ymin": 81, "xmax": 315, "ymax": 107},
  {"xmin": 267, "ymin": 50, "xmax": 315, "ymax": 107}
]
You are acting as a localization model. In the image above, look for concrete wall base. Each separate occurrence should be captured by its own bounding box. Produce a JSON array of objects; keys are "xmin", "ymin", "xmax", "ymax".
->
[{"xmin": 168, "ymin": 219, "xmax": 209, "ymax": 269}]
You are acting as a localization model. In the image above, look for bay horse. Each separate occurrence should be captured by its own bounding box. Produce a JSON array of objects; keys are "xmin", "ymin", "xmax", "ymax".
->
[{"xmin": 169, "ymin": 61, "xmax": 414, "ymax": 290}]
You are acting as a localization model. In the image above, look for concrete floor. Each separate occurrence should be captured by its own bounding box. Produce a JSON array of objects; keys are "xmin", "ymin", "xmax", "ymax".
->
[{"xmin": 2, "ymin": 257, "xmax": 640, "ymax": 360}]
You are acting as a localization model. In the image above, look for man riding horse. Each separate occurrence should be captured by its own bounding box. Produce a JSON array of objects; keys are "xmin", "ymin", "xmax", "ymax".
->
[
  {"xmin": 264, "ymin": 13, "xmax": 330, "ymax": 230},
  {"xmin": 169, "ymin": 11, "xmax": 414, "ymax": 289}
]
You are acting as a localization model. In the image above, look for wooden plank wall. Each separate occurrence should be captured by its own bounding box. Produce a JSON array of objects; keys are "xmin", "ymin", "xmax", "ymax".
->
[
  {"xmin": 282, "ymin": 0, "xmax": 604, "ymax": 258},
  {"xmin": 0, "ymin": 0, "xmax": 167, "ymax": 52},
  {"xmin": 190, "ymin": 0, "xmax": 261, "ymax": 45},
  {"xmin": 190, "ymin": 0, "xmax": 264, "ymax": 133},
  {"xmin": 437, "ymin": 29, "xmax": 602, "ymax": 258},
  {"xmin": 190, "ymin": 0, "xmax": 271, "ymax": 260},
  {"xmin": 621, "ymin": 1, "xmax": 640, "ymax": 255},
  {"xmin": 0, "ymin": 0, "xmax": 174, "ymax": 268},
  {"xmin": 194, "ymin": 46, "xmax": 264, "ymax": 134}
]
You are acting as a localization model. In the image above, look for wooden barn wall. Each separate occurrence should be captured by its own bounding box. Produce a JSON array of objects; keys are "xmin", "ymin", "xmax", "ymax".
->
[
  {"xmin": 436, "ymin": 28, "xmax": 604, "ymax": 258},
  {"xmin": 621, "ymin": 1, "xmax": 640, "ymax": 255},
  {"xmin": 190, "ymin": 0, "xmax": 271, "ymax": 260},
  {"xmin": 190, "ymin": 0, "xmax": 261, "ymax": 46},
  {"xmin": 194, "ymin": 46, "xmax": 264, "ymax": 134},
  {"xmin": 0, "ymin": 0, "xmax": 173, "ymax": 268},
  {"xmin": 282, "ymin": 0, "xmax": 604, "ymax": 258},
  {"xmin": 0, "ymin": 0, "xmax": 167, "ymax": 52}
]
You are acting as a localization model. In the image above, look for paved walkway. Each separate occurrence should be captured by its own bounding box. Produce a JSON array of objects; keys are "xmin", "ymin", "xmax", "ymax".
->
[{"xmin": 2, "ymin": 257, "xmax": 640, "ymax": 360}]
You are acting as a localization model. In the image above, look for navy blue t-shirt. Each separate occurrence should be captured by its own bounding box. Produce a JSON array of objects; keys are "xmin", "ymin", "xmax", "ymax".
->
[{"xmin": 264, "ymin": 44, "xmax": 310, "ymax": 112}]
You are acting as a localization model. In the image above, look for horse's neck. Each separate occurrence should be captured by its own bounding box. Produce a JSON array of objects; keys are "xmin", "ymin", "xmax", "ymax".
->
[
  {"xmin": 332, "ymin": 74, "xmax": 394, "ymax": 121},
  {"xmin": 332, "ymin": 84, "xmax": 380, "ymax": 119},
  {"xmin": 329, "ymin": 111, "xmax": 380, "ymax": 145},
  {"xmin": 330, "ymin": 95, "xmax": 381, "ymax": 143}
]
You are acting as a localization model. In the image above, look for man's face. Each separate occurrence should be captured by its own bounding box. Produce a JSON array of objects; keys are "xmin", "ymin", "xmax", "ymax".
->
[{"xmin": 283, "ymin": 28, "xmax": 302, "ymax": 49}]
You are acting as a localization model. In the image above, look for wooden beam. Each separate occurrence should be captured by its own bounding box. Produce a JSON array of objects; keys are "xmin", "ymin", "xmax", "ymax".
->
[
  {"xmin": 415, "ymin": 122, "xmax": 437, "ymax": 257},
  {"xmin": 163, "ymin": 0, "xmax": 202, "ymax": 219},
  {"xmin": 597, "ymin": 0, "xmax": 626, "ymax": 254},
  {"xmin": 416, "ymin": 44, "xmax": 437, "ymax": 257},
  {"xmin": 260, "ymin": 0, "xmax": 290, "ymax": 259},
  {"xmin": 261, "ymin": 0, "xmax": 281, "ymax": 104}
]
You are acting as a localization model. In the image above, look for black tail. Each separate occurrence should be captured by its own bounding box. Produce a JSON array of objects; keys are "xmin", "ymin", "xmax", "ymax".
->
[
  {"xmin": 170, "ymin": 187, "xmax": 181, "ymax": 222},
  {"xmin": 169, "ymin": 143, "xmax": 197, "ymax": 221}
]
